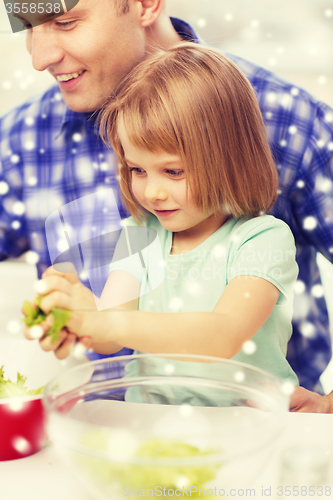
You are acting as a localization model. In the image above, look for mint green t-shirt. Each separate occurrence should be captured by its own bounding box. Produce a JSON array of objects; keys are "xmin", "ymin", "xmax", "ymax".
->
[{"xmin": 109, "ymin": 214, "xmax": 299, "ymax": 404}]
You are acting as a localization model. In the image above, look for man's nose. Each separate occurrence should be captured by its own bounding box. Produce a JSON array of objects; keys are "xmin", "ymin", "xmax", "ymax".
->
[{"xmin": 27, "ymin": 26, "xmax": 64, "ymax": 72}]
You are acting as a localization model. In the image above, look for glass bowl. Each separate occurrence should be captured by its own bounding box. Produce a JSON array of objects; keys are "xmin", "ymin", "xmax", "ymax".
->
[{"xmin": 43, "ymin": 353, "xmax": 289, "ymax": 499}]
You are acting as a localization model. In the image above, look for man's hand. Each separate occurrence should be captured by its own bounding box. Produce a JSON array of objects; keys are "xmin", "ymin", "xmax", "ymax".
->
[{"xmin": 289, "ymin": 386, "xmax": 333, "ymax": 413}]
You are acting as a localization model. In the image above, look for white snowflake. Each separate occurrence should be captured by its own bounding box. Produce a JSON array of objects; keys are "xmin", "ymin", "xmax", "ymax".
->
[
  {"xmin": 25, "ymin": 140, "xmax": 35, "ymax": 151},
  {"xmin": 300, "ymin": 321, "xmax": 316, "ymax": 338},
  {"xmin": 234, "ymin": 371, "xmax": 245, "ymax": 383},
  {"xmin": 316, "ymin": 176, "xmax": 332, "ymax": 193},
  {"xmin": 224, "ymin": 13, "xmax": 234, "ymax": 22},
  {"xmin": 325, "ymin": 113, "xmax": 333, "ymax": 123},
  {"xmin": 168, "ymin": 297, "xmax": 183, "ymax": 311},
  {"xmin": 311, "ymin": 284, "xmax": 324, "ymax": 298},
  {"xmin": 100, "ymin": 162, "xmax": 109, "ymax": 171},
  {"xmin": 281, "ymin": 380, "xmax": 296, "ymax": 396},
  {"xmin": 317, "ymin": 75, "xmax": 327, "ymax": 85},
  {"xmin": 57, "ymin": 239, "xmax": 70, "ymax": 253},
  {"xmin": 303, "ymin": 216, "xmax": 317, "ymax": 231},
  {"xmin": 196, "ymin": 18, "xmax": 207, "ymax": 28},
  {"xmin": 251, "ymin": 19, "xmax": 260, "ymax": 28},
  {"xmin": 27, "ymin": 176, "xmax": 38, "ymax": 186},
  {"xmin": 266, "ymin": 92, "xmax": 277, "ymax": 104},
  {"xmin": 7, "ymin": 320, "xmax": 21, "ymax": 334},
  {"xmin": 11, "ymin": 154, "xmax": 20, "ymax": 164},
  {"xmin": 12, "ymin": 201, "xmax": 25, "ymax": 215},
  {"xmin": 24, "ymin": 117, "xmax": 34, "ymax": 126},
  {"xmin": 296, "ymin": 180, "xmax": 305, "ymax": 189},
  {"xmin": 290, "ymin": 88, "xmax": 299, "ymax": 97},
  {"xmin": 11, "ymin": 220, "xmax": 21, "ymax": 230},
  {"xmin": 164, "ymin": 363, "xmax": 175, "ymax": 375},
  {"xmin": 72, "ymin": 133, "xmax": 82, "ymax": 143},
  {"xmin": 13, "ymin": 437, "xmax": 30, "ymax": 454},
  {"xmin": 179, "ymin": 404, "xmax": 193, "ymax": 418},
  {"xmin": 242, "ymin": 340, "xmax": 257, "ymax": 355},
  {"xmin": 293, "ymin": 280, "xmax": 306, "ymax": 294},
  {"xmin": 0, "ymin": 181, "xmax": 9, "ymax": 195},
  {"xmin": 2, "ymin": 80, "xmax": 12, "ymax": 90},
  {"xmin": 288, "ymin": 125, "xmax": 298, "ymax": 135},
  {"xmin": 25, "ymin": 251, "xmax": 39, "ymax": 264}
]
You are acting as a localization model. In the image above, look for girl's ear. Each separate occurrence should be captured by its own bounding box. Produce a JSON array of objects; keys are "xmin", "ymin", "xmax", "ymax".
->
[{"xmin": 136, "ymin": 0, "xmax": 164, "ymax": 28}]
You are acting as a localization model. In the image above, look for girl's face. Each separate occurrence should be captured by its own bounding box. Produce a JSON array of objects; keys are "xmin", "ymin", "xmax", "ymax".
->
[{"xmin": 118, "ymin": 121, "xmax": 227, "ymax": 246}]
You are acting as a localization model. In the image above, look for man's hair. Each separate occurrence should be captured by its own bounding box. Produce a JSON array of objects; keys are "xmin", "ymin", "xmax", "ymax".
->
[
  {"xmin": 99, "ymin": 43, "xmax": 278, "ymax": 222},
  {"xmin": 115, "ymin": 0, "xmax": 129, "ymax": 14}
]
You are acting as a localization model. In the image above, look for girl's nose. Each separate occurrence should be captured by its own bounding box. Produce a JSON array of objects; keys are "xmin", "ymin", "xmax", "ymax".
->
[{"xmin": 144, "ymin": 183, "xmax": 168, "ymax": 202}]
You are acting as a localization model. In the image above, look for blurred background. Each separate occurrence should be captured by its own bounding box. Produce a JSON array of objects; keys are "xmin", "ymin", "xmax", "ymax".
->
[{"xmin": 0, "ymin": 0, "xmax": 333, "ymax": 390}]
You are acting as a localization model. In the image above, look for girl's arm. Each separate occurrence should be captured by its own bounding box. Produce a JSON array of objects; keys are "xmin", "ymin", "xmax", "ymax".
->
[
  {"xmin": 24, "ymin": 266, "xmax": 140, "ymax": 359},
  {"xmin": 36, "ymin": 272, "xmax": 280, "ymax": 358}
]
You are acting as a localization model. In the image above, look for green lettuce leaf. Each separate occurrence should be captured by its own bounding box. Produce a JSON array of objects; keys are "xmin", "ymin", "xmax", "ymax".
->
[
  {"xmin": 22, "ymin": 295, "xmax": 72, "ymax": 342},
  {"xmin": 0, "ymin": 365, "xmax": 45, "ymax": 399}
]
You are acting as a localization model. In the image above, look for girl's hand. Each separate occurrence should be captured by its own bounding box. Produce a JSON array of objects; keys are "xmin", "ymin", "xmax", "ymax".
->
[{"xmin": 24, "ymin": 265, "xmax": 93, "ymax": 359}]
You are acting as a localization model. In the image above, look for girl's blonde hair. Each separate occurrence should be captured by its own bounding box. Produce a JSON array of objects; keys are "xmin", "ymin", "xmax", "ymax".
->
[{"xmin": 99, "ymin": 43, "xmax": 278, "ymax": 222}]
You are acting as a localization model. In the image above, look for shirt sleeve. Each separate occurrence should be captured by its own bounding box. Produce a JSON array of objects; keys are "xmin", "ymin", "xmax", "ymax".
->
[
  {"xmin": 0, "ymin": 108, "xmax": 29, "ymax": 261},
  {"xmin": 227, "ymin": 216, "xmax": 299, "ymax": 304},
  {"xmin": 289, "ymin": 102, "xmax": 333, "ymax": 262}
]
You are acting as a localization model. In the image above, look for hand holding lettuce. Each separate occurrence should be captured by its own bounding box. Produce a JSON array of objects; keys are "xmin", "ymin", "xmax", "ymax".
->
[{"xmin": 22, "ymin": 295, "xmax": 72, "ymax": 343}]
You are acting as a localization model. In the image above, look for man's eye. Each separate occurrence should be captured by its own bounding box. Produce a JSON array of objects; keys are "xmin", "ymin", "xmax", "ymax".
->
[{"xmin": 56, "ymin": 20, "xmax": 76, "ymax": 28}]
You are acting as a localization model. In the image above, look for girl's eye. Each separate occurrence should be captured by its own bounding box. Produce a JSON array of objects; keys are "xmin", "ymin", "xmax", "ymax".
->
[
  {"xmin": 129, "ymin": 167, "xmax": 145, "ymax": 175},
  {"xmin": 166, "ymin": 170, "xmax": 184, "ymax": 177}
]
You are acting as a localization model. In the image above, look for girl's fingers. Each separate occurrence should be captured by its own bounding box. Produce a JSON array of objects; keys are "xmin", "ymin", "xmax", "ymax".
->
[
  {"xmin": 39, "ymin": 329, "xmax": 69, "ymax": 352},
  {"xmin": 39, "ymin": 290, "xmax": 72, "ymax": 314},
  {"xmin": 53, "ymin": 333, "xmax": 77, "ymax": 360},
  {"xmin": 35, "ymin": 275, "xmax": 73, "ymax": 299},
  {"xmin": 42, "ymin": 264, "xmax": 79, "ymax": 283},
  {"xmin": 24, "ymin": 320, "xmax": 50, "ymax": 341}
]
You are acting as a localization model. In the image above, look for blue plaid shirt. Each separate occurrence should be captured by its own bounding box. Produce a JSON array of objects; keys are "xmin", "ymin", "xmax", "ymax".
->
[{"xmin": 1, "ymin": 19, "xmax": 333, "ymax": 392}]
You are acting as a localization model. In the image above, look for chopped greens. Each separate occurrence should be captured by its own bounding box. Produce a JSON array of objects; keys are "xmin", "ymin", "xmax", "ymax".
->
[
  {"xmin": 22, "ymin": 295, "xmax": 72, "ymax": 343},
  {"xmin": 0, "ymin": 365, "xmax": 44, "ymax": 399},
  {"xmin": 75, "ymin": 434, "xmax": 222, "ymax": 497}
]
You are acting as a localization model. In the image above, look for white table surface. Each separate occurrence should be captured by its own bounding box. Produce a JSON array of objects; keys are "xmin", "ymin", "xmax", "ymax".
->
[{"xmin": 1, "ymin": 413, "xmax": 333, "ymax": 500}]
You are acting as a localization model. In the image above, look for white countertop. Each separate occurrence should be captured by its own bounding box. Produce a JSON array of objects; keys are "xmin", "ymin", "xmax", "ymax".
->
[{"xmin": 1, "ymin": 413, "xmax": 333, "ymax": 500}]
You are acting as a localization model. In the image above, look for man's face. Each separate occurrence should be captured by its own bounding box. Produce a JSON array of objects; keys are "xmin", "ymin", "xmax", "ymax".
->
[{"xmin": 25, "ymin": 0, "xmax": 147, "ymax": 113}]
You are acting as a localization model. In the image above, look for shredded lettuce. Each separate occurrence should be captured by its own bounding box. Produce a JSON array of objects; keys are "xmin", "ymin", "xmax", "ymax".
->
[
  {"xmin": 75, "ymin": 434, "xmax": 222, "ymax": 497},
  {"xmin": 22, "ymin": 295, "xmax": 72, "ymax": 343},
  {"xmin": 0, "ymin": 365, "xmax": 45, "ymax": 399}
]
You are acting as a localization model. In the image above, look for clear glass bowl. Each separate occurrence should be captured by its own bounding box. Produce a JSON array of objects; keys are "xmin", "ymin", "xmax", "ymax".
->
[{"xmin": 43, "ymin": 353, "xmax": 289, "ymax": 499}]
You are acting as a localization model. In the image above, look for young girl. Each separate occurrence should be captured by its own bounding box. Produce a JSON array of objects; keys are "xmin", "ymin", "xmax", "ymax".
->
[{"xmin": 30, "ymin": 43, "xmax": 299, "ymax": 398}]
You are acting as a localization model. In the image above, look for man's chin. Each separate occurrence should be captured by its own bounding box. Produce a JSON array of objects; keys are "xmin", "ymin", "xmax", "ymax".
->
[{"xmin": 59, "ymin": 90, "xmax": 100, "ymax": 114}]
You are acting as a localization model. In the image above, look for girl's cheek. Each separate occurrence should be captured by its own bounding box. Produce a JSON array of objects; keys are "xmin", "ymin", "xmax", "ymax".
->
[{"xmin": 131, "ymin": 179, "xmax": 144, "ymax": 203}]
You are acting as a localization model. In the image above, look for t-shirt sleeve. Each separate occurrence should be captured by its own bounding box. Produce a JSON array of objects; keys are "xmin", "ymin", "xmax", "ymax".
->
[{"xmin": 226, "ymin": 216, "xmax": 299, "ymax": 304}]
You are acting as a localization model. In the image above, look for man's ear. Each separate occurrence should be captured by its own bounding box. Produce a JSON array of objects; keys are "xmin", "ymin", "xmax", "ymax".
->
[{"xmin": 137, "ymin": 0, "xmax": 164, "ymax": 28}]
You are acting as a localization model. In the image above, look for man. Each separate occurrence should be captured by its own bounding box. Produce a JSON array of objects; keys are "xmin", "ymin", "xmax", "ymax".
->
[{"xmin": 1, "ymin": 0, "xmax": 333, "ymax": 408}]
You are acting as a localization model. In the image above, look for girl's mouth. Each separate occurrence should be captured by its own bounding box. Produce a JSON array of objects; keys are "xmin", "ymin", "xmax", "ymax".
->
[{"xmin": 154, "ymin": 209, "xmax": 179, "ymax": 218}]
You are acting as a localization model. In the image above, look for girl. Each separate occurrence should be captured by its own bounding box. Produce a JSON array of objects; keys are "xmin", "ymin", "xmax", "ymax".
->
[{"xmin": 29, "ymin": 43, "xmax": 299, "ymax": 395}]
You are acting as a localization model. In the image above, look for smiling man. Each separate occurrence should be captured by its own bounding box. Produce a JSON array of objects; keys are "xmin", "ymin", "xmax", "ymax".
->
[{"xmin": 1, "ymin": 0, "xmax": 333, "ymax": 410}]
